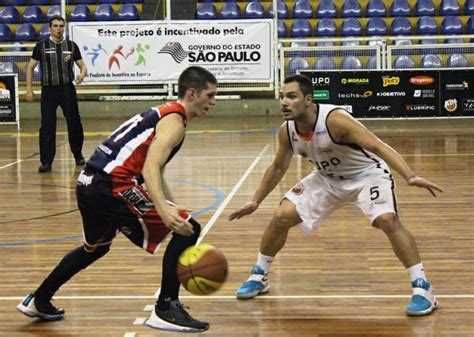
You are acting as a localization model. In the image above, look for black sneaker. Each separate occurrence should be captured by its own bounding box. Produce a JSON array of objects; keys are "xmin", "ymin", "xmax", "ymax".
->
[
  {"xmin": 38, "ymin": 164, "xmax": 52, "ymax": 173},
  {"xmin": 16, "ymin": 293, "xmax": 65, "ymax": 321},
  {"xmin": 75, "ymin": 155, "xmax": 85, "ymax": 166},
  {"xmin": 145, "ymin": 300, "xmax": 209, "ymax": 332}
]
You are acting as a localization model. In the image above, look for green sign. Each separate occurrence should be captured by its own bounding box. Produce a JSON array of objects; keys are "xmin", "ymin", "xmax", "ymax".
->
[{"xmin": 313, "ymin": 90, "xmax": 329, "ymax": 100}]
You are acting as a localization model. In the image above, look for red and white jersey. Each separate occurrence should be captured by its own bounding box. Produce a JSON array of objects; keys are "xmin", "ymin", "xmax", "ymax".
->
[
  {"xmin": 287, "ymin": 103, "xmax": 389, "ymax": 179},
  {"xmin": 87, "ymin": 101, "xmax": 186, "ymax": 189}
]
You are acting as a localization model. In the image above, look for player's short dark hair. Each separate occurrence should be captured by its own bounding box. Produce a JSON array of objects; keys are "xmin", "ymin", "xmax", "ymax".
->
[
  {"xmin": 283, "ymin": 74, "xmax": 313, "ymax": 98},
  {"xmin": 49, "ymin": 16, "xmax": 65, "ymax": 27},
  {"xmin": 178, "ymin": 66, "xmax": 217, "ymax": 99}
]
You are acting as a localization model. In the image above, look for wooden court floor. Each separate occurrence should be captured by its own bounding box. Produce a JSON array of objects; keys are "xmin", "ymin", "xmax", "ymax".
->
[{"xmin": 0, "ymin": 117, "xmax": 473, "ymax": 337}]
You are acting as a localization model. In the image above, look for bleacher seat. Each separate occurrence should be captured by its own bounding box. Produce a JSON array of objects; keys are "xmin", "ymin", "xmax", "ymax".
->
[
  {"xmin": 421, "ymin": 54, "xmax": 442, "ymax": 67},
  {"xmin": 95, "ymin": 4, "xmax": 115, "ymax": 21},
  {"xmin": 278, "ymin": 20, "xmax": 288, "ymax": 37},
  {"xmin": 293, "ymin": 1, "xmax": 313, "ymax": 19},
  {"xmin": 444, "ymin": 37, "xmax": 464, "ymax": 43},
  {"xmin": 394, "ymin": 55, "xmax": 416, "ymax": 68},
  {"xmin": 220, "ymin": 2, "xmax": 240, "ymax": 19},
  {"xmin": 391, "ymin": 0, "xmax": 411, "ymax": 16},
  {"xmin": 287, "ymin": 57, "xmax": 309, "ymax": 75},
  {"xmin": 244, "ymin": 1, "xmax": 265, "ymax": 19},
  {"xmin": 291, "ymin": 18, "xmax": 312, "ymax": 38},
  {"xmin": 391, "ymin": 17, "xmax": 412, "ymax": 35},
  {"xmin": 394, "ymin": 38, "xmax": 413, "ymax": 45},
  {"xmin": 316, "ymin": 0, "xmax": 337, "ymax": 18},
  {"xmin": 196, "ymin": 3, "xmax": 217, "ymax": 19},
  {"xmin": 316, "ymin": 39, "xmax": 335, "ymax": 46},
  {"xmin": 76, "ymin": 0, "xmax": 96, "ymax": 4},
  {"xmin": 316, "ymin": 18, "xmax": 337, "ymax": 36},
  {"xmin": 341, "ymin": 18, "xmax": 362, "ymax": 36},
  {"xmin": 1, "ymin": 7, "xmax": 21, "ymax": 23},
  {"xmin": 22, "ymin": 6, "xmax": 43, "ymax": 23},
  {"xmin": 39, "ymin": 23, "xmax": 50, "ymax": 40},
  {"xmin": 100, "ymin": 0, "xmax": 120, "ymax": 3},
  {"xmin": 342, "ymin": 0, "xmax": 362, "ymax": 17},
  {"xmin": 0, "ymin": 62, "xmax": 18, "ymax": 74},
  {"xmin": 315, "ymin": 57, "xmax": 336, "ymax": 69},
  {"xmin": 440, "ymin": 0, "xmax": 460, "ymax": 16},
  {"xmin": 416, "ymin": 16, "xmax": 437, "ymax": 34},
  {"xmin": 342, "ymin": 38, "xmax": 361, "ymax": 46},
  {"xmin": 291, "ymin": 40, "xmax": 310, "ymax": 47},
  {"xmin": 31, "ymin": 0, "xmax": 51, "ymax": 5},
  {"xmin": 367, "ymin": 56, "xmax": 378, "ymax": 68},
  {"xmin": 15, "ymin": 23, "xmax": 36, "ymax": 42},
  {"xmin": 0, "ymin": 23, "xmax": 12, "ymax": 42},
  {"xmin": 5, "ymin": 0, "xmax": 28, "ymax": 5},
  {"xmin": 269, "ymin": 0, "xmax": 289, "ymax": 19},
  {"xmin": 341, "ymin": 56, "xmax": 362, "ymax": 69},
  {"xmin": 415, "ymin": 0, "xmax": 436, "ymax": 16},
  {"xmin": 70, "ymin": 5, "xmax": 91, "ymax": 22},
  {"xmin": 46, "ymin": 5, "xmax": 61, "ymax": 22},
  {"xmin": 117, "ymin": 4, "xmax": 139, "ymax": 20},
  {"xmin": 447, "ymin": 54, "xmax": 469, "ymax": 67},
  {"xmin": 441, "ymin": 15, "xmax": 463, "ymax": 34},
  {"xmin": 465, "ymin": 0, "xmax": 474, "ymax": 15},
  {"xmin": 367, "ymin": 0, "xmax": 387, "ymax": 17},
  {"xmin": 124, "ymin": 0, "xmax": 144, "ymax": 4},
  {"xmin": 467, "ymin": 15, "xmax": 474, "ymax": 33},
  {"xmin": 366, "ymin": 17, "xmax": 388, "ymax": 36}
]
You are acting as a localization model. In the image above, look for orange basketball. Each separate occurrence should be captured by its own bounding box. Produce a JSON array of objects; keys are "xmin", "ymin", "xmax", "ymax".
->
[{"xmin": 177, "ymin": 244, "xmax": 228, "ymax": 295}]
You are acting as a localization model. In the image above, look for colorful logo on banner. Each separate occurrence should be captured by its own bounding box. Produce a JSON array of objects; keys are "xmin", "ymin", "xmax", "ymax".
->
[
  {"xmin": 0, "ymin": 82, "xmax": 11, "ymax": 102},
  {"xmin": 158, "ymin": 42, "xmax": 189, "ymax": 63},
  {"xmin": 83, "ymin": 43, "xmax": 151, "ymax": 70}
]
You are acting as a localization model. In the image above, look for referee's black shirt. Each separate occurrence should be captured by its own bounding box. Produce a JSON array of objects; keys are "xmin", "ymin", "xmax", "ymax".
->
[{"xmin": 32, "ymin": 37, "xmax": 83, "ymax": 87}]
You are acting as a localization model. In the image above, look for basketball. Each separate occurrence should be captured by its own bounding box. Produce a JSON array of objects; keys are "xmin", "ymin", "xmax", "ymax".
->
[{"xmin": 177, "ymin": 244, "xmax": 228, "ymax": 295}]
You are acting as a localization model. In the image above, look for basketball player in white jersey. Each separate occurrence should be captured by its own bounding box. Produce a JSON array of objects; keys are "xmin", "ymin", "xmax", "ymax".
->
[{"xmin": 229, "ymin": 74, "xmax": 442, "ymax": 316}]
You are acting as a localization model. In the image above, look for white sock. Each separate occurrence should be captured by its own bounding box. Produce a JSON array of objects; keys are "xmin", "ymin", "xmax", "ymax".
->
[
  {"xmin": 407, "ymin": 262, "xmax": 427, "ymax": 282},
  {"xmin": 256, "ymin": 253, "xmax": 274, "ymax": 274}
]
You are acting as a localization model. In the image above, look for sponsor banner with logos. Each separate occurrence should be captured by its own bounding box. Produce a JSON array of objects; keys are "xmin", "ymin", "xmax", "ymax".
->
[
  {"xmin": 302, "ymin": 70, "xmax": 474, "ymax": 117},
  {"xmin": 70, "ymin": 20, "xmax": 273, "ymax": 84},
  {"xmin": 301, "ymin": 70, "xmax": 442, "ymax": 117},
  {"xmin": 0, "ymin": 74, "xmax": 18, "ymax": 123}
]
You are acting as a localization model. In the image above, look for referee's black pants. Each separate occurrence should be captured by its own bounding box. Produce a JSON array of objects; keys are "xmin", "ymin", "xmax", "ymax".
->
[{"xmin": 40, "ymin": 83, "xmax": 84, "ymax": 166}]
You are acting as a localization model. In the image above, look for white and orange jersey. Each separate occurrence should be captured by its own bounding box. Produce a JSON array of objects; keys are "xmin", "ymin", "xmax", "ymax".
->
[
  {"xmin": 287, "ymin": 103, "xmax": 389, "ymax": 180},
  {"xmin": 87, "ymin": 101, "xmax": 186, "ymax": 188}
]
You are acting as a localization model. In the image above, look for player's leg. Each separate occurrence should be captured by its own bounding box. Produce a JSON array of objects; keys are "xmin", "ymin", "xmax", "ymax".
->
[
  {"xmin": 356, "ymin": 172, "xmax": 437, "ymax": 316},
  {"xmin": 114, "ymin": 184, "xmax": 208, "ymax": 332},
  {"xmin": 17, "ymin": 170, "xmax": 114, "ymax": 320},
  {"xmin": 237, "ymin": 173, "xmax": 342, "ymax": 299}
]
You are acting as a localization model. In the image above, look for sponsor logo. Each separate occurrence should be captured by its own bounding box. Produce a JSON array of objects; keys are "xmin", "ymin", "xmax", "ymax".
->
[
  {"xmin": 462, "ymin": 99, "xmax": 474, "ymax": 111},
  {"xmin": 341, "ymin": 78, "xmax": 369, "ymax": 85},
  {"xmin": 337, "ymin": 91, "xmax": 373, "ymax": 99},
  {"xmin": 446, "ymin": 81, "xmax": 469, "ymax": 91},
  {"xmin": 405, "ymin": 104, "xmax": 436, "ymax": 111},
  {"xmin": 0, "ymin": 82, "xmax": 11, "ymax": 102},
  {"xmin": 313, "ymin": 90, "xmax": 329, "ymax": 100},
  {"xmin": 413, "ymin": 89, "xmax": 435, "ymax": 98},
  {"xmin": 340, "ymin": 105, "xmax": 353, "ymax": 113},
  {"xmin": 409, "ymin": 76, "xmax": 435, "ymax": 86},
  {"xmin": 376, "ymin": 91, "xmax": 406, "ymax": 97},
  {"xmin": 444, "ymin": 98, "xmax": 458, "ymax": 112},
  {"xmin": 382, "ymin": 76, "xmax": 400, "ymax": 87},
  {"xmin": 78, "ymin": 171, "xmax": 93, "ymax": 186},
  {"xmin": 368, "ymin": 105, "xmax": 391, "ymax": 111},
  {"xmin": 291, "ymin": 183, "xmax": 304, "ymax": 195},
  {"xmin": 312, "ymin": 77, "xmax": 330, "ymax": 86}
]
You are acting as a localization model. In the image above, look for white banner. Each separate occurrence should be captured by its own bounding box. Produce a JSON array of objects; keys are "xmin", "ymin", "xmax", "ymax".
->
[{"xmin": 69, "ymin": 20, "xmax": 273, "ymax": 84}]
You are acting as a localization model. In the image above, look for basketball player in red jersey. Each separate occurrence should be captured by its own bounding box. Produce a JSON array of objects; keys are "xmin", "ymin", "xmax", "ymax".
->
[
  {"xmin": 17, "ymin": 66, "xmax": 217, "ymax": 333},
  {"xmin": 230, "ymin": 74, "xmax": 442, "ymax": 316}
]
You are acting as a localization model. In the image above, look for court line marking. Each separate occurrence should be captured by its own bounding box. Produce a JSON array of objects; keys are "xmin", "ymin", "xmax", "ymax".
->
[
  {"xmin": 1, "ymin": 294, "xmax": 473, "ymax": 300},
  {"xmin": 0, "ymin": 159, "xmax": 24, "ymax": 170}
]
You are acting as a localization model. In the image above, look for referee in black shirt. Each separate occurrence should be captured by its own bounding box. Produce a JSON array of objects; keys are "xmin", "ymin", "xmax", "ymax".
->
[{"xmin": 25, "ymin": 16, "xmax": 88, "ymax": 173}]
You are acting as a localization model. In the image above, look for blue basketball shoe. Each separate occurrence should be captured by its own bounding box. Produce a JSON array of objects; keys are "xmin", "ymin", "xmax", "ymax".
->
[
  {"xmin": 406, "ymin": 278, "xmax": 438, "ymax": 316},
  {"xmin": 236, "ymin": 265, "xmax": 270, "ymax": 299}
]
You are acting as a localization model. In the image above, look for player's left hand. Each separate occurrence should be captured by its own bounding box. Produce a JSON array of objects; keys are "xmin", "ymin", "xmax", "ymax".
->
[
  {"xmin": 75, "ymin": 74, "xmax": 85, "ymax": 85},
  {"xmin": 407, "ymin": 176, "xmax": 444, "ymax": 197}
]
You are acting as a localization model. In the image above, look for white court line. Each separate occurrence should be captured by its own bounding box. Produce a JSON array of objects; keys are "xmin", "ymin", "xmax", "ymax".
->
[
  {"xmin": 0, "ymin": 159, "xmax": 24, "ymax": 170},
  {"xmin": 133, "ymin": 318, "xmax": 146, "ymax": 325},
  {"xmin": 2, "ymin": 294, "xmax": 473, "ymax": 301}
]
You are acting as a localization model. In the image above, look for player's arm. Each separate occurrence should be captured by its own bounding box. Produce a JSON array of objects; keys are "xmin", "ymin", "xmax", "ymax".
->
[
  {"xmin": 229, "ymin": 123, "xmax": 294, "ymax": 220},
  {"xmin": 142, "ymin": 114, "xmax": 193, "ymax": 235},
  {"xmin": 25, "ymin": 58, "xmax": 39, "ymax": 102},
  {"xmin": 328, "ymin": 109, "xmax": 443, "ymax": 196}
]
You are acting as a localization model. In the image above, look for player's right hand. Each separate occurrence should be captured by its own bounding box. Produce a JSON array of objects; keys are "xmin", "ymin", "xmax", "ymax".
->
[
  {"xmin": 228, "ymin": 201, "xmax": 259, "ymax": 221},
  {"xmin": 25, "ymin": 91, "xmax": 34, "ymax": 102},
  {"xmin": 162, "ymin": 204, "xmax": 194, "ymax": 236}
]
